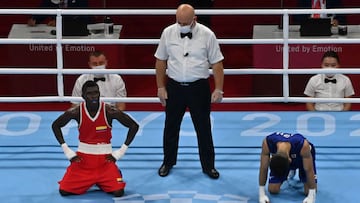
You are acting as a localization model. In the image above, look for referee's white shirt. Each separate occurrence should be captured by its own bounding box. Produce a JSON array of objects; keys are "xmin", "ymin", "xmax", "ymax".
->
[
  {"xmin": 304, "ymin": 73, "xmax": 355, "ymax": 111},
  {"xmin": 154, "ymin": 22, "xmax": 224, "ymax": 83},
  {"xmin": 72, "ymin": 74, "xmax": 127, "ymax": 105}
]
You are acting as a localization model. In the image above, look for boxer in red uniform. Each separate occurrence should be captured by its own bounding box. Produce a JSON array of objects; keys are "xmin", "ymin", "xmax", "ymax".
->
[{"xmin": 52, "ymin": 80, "xmax": 139, "ymax": 197}]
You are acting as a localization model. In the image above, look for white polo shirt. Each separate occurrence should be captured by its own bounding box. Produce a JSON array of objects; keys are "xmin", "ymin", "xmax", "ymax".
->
[
  {"xmin": 154, "ymin": 22, "xmax": 224, "ymax": 82},
  {"xmin": 304, "ymin": 74, "xmax": 355, "ymax": 111}
]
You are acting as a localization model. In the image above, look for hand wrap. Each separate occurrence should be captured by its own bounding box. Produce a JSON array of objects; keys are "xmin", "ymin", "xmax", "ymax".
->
[
  {"xmin": 259, "ymin": 186, "xmax": 270, "ymax": 203},
  {"xmin": 303, "ymin": 189, "xmax": 316, "ymax": 203},
  {"xmin": 61, "ymin": 143, "xmax": 77, "ymax": 160},
  {"xmin": 111, "ymin": 144, "xmax": 128, "ymax": 160}
]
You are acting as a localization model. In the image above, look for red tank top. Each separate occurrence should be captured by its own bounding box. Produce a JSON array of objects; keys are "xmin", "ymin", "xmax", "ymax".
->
[{"xmin": 78, "ymin": 102, "xmax": 112, "ymax": 144}]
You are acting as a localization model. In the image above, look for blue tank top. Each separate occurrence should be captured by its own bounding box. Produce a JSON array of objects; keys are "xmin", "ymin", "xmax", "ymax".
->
[{"xmin": 266, "ymin": 132, "xmax": 308, "ymax": 169}]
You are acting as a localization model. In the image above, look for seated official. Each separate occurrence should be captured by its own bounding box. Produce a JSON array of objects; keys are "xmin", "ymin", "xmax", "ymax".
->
[
  {"xmin": 72, "ymin": 50, "xmax": 127, "ymax": 111},
  {"xmin": 304, "ymin": 51, "xmax": 354, "ymax": 111}
]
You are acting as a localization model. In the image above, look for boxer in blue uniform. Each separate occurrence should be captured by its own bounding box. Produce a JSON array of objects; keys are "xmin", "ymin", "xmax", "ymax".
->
[{"xmin": 258, "ymin": 132, "xmax": 317, "ymax": 203}]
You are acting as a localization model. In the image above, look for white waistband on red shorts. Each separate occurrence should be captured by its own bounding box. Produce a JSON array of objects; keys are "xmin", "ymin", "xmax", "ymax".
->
[{"xmin": 78, "ymin": 142, "xmax": 112, "ymax": 155}]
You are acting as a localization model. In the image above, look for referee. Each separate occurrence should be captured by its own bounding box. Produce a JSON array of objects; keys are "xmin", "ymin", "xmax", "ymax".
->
[{"xmin": 154, "ymin": 4, "xmax": 224, "ymax": 179}]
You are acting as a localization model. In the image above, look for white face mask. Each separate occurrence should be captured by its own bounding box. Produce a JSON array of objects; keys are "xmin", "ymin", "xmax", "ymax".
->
[
  {"xmin": 92, "ymin": 65, "xmax": 106, "ymax": 69},
  {"xmin": 178, "ymin": 21, "xmax": 193, "ymax": 33},
  {"xmin": 323, "ymin": 66, "xmax": 336, "ymax": 78},
  {"xmin": 92, "ymin": 65, "xmax": 106, "ymax": 77}
]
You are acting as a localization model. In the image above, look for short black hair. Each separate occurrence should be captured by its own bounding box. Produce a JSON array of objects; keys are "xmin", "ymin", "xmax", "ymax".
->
[
  {"xmin": 81, "ymin": 80, "xmax": 98, "ymax": 96},
  {"xmin": 322, "ymin": 51, "xmax": 340, "ymax": 64},
  {"xmin": 269, "ymin": 153, "xmax": 290, "ymax": 177},
  {"xmin": 89, "ymin": 50, "xmax": 105, "ymax": 58}
]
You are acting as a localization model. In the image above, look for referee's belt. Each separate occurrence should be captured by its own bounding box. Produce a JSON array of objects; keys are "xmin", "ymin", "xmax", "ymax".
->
[{"xmin": 169, "ymin": 78, "xmax": 207, "ymax": 86}]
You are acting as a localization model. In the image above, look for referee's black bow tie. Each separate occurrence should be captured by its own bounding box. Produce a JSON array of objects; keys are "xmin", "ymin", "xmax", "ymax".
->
[
  {"xmin": 94, "ymin": 77, "xmax": 106, "ymax": 82},
  {"xmin": 180, "ymin": 32, "xmax": 192, "ymax": 39},
  {"xmin": 325, "ymin": 78, "xmax": 337, "ymax": 84}
]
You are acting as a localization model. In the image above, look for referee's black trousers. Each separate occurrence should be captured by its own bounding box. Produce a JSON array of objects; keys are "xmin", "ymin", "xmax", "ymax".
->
[{"xmin": 162, "ymin": 78, "xmax": 215, "ymax": 171}]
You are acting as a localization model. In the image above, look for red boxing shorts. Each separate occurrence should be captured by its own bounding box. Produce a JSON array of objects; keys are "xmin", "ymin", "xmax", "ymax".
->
[{"xmin": 59, "ymin": 152, "xmax": 126, "ymax": 194}]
